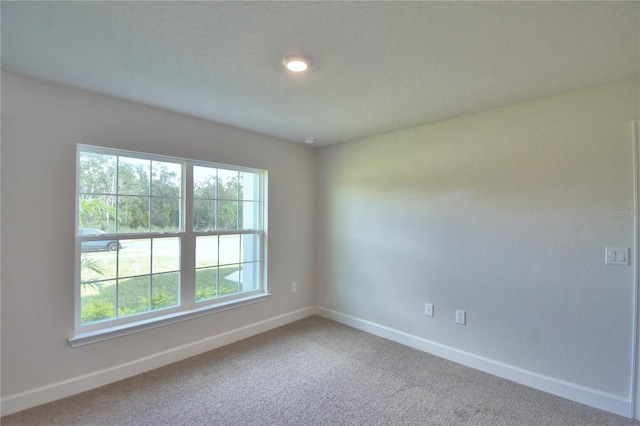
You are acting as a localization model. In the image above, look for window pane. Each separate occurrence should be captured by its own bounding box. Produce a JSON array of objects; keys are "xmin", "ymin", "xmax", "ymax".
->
[
  {"xmin": 118, "ymin": 157, "xmax": 150, "ymax": 196},
  {"xmin": 194, "ymin": 166, "xmax": 217, "ymax": 199},
  {"xmin": 117, "ymin": 195, "xmax": 150, "ymax": 232},
  {"xmin": 241, "ymin": 201, "xmax": 259, "ymax": 229},
  {"xmin": 151, "ymin": 197, "xmax": 180, "ymax": 232},
  {"xmin": 152, "ymin": 238, "xmax": 180, "ymax": 274},
  {"xmin": 78, "ymin": 196, "xmax": 116, "ymax": 233},
  {"xmin": 217, "ymin": 169, "xmax": 238, "ymax": 200},
  {"xmin": 152, "ymin": 272, "xmax": 180, "ymax": 310},
  {"xmin": 119, "ymin": 239, "xmax": 151, "ymax": 277},
  {"xmin": 219, "ymin": 265, "xmax": 240, "ymax": 296},
  {"xmin": 240, "ymin": 262, "xmax": 260, "ymax": 292},
  {"xmin": 239, "ymin": 171, "xmax": 259, "ymax": 201},
  {"xmin": 79, "ymin": 152, "xmax": 116, "ymax": 195},
  {"xmin": 196, "ymin": 236, "xmax": 219, "ymax": 267},
  {"xmin": 219, "ymin": 235, "xmax": 240, "ymax": 266},
  {"xmin": 195, "ymin": 267, "xmax": 218, "ymax": 301},
  {"xmin": 152, "ymin": 161, "xmax": 181, "ymax": 197},
  {"xmin": 81, "ymin": 251, "xmax": 117, "ymax": 282},
  {"xmin": 81, "ymin": 279, "xmax": 117, "ymax": 324},
  {"xmin": 217, "ymin": 200, "xmax": 238, "ymax": 230},
  {"xmin": 118, "ymin": 275, "xmax": 151, "ymax": 317},
  {"xmin": 241, "ymin": 234, "xmax": 260, "ymax": 263},
  {"xmin": 193, "ymin": 199, "xmax": 215, "ymax": 231}
]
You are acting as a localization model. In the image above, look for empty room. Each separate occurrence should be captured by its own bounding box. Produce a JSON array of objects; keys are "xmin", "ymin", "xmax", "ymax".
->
[{"xmin": 1, "ymin": 1, "xmax": 640, "ymax": 424}]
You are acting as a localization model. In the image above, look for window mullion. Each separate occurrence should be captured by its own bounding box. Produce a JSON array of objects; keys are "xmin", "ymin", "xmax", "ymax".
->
[
  {"xmin": 115, "ymin": 250, "xmax": 120, "ymax": 319},
  {"xmin": 214, "ymin": 168, "xmax": 219, "ymax": 230},
  {"xmin": 115, "ymin": 155, "xmax": 120, "ymax": 233},
  {"xmin": 182, "ymin": 161, "xmax": 195, "ymax": 308},
  {"xmin": 149, "ymin": 239, "xmax": 154, "ymax": 312},
  {"xmin": 238, "ymin": 233, "xmax": 242, "ymax": 293},
  {"xmin": 216, "ymin": 236, "xmax": 220, "ymax": 297}
]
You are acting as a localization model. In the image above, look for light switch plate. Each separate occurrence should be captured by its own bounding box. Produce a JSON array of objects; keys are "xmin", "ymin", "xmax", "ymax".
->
[
  {"xmin": 424, "ymin": 303, "xmax": 434, "ymax": 317},
  {"xmin": 605, "ymin": 247, "xmax": 629, "ymax": 265}
]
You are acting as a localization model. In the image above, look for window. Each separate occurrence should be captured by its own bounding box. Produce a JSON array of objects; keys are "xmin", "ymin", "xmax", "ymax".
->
[{"xmin": 75, "ymin": 145, "xmax": 267, "ymax": 338}]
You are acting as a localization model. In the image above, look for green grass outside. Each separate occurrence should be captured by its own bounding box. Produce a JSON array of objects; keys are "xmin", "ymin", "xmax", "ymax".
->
[{"xmin": 81, "ymin": 244, "xmax": 243, "ymax": 324}]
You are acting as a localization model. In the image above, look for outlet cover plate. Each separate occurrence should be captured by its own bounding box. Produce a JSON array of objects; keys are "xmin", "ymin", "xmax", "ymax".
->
[{"xmin": 605, "ymin": 247, "xmax": 629, "ymax": 265}]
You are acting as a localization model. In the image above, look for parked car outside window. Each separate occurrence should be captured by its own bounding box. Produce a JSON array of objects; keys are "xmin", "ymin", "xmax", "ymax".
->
[{"xmin": 79, "ymin": 228, "xmax": 133, "ymax": 252}]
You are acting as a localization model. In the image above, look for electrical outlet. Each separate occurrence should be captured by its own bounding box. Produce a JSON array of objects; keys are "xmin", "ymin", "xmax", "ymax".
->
[
  {"xmin": 291, "ymin": 282, "xmax": 298, "ymax": 293},
  {"xmin": 456, "ymin": 310, "xmax": 466, "ymax": 325},
  {"xmin": 424, "ymin": 303, "xmax": 434, "ymax": 317}
]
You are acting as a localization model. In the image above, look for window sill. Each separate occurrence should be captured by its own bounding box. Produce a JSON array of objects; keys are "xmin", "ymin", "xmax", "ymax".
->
[{"xmin": 68, "ymin": 293, "xmax": 271, "ymax": 348}]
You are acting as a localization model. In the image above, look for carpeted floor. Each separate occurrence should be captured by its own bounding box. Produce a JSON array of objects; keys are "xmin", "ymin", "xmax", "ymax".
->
[{"xmin": 2, "ymin": 316, "xmax": 639, "ymax": 425}]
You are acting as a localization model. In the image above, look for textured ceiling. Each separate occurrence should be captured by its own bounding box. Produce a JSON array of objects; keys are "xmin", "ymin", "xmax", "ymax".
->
[{"xmin": 2, "ymin": 1, "xmax": 639, "ymax": 146}]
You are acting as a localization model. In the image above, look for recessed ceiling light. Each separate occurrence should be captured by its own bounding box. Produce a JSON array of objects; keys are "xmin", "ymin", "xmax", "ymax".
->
[
  {"xmin": 283, "ymin": 56, "xmax": 310, "ymax": 72},
  {"xmin": 304, "ymin": 137, "xmax": 315, "ymax": 144}
]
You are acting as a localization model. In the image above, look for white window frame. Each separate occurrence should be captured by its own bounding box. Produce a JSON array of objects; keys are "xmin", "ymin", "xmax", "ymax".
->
[{"xmin": 70, "ymin": 145, "xmax": 269, "ymax": 347}]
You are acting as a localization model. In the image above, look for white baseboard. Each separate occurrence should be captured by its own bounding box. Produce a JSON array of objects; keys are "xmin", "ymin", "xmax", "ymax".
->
[
  {"xmin": 1, "ymin": 306, "xmax": 316, "ymax": 417},
  {"xmin": 316, "ymin": 307, "xmax": 633, "ymax": 418}
]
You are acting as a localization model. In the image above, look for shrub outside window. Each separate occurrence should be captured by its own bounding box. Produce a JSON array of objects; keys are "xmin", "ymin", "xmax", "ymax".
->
[{"xmin": 76, "ymin": 145, "xmax": 266, "ymax": 332}]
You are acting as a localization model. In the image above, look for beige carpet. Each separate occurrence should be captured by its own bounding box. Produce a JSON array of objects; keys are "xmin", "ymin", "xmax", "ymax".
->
[{"xmin": 2, "ymin": 316, "xmax": 639, "ymax": 425}]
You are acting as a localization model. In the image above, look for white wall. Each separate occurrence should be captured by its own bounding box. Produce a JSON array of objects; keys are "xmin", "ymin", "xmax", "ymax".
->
[
  {"xmin": 0, "ymin": 72, "xmax": 316, "ymax": 411},
  {"xmin": 315, "ymin": 80, "xmax": 639, "ymax": 415}
]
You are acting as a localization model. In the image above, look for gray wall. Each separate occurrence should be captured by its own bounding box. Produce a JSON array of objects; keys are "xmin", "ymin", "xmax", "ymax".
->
[
  {"xmin": 2, "ymin": 71, "xmax": 639, "ymax": 415},
  {"xmin": 315, "ymin": 80, "xmax": 638, "ymax": 399},
  {"xmin": 1, "ymin": 72, "xmax": 315, "ymax": 398}
]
